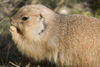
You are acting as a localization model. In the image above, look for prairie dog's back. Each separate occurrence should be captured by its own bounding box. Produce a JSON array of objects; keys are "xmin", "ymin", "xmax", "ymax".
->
[{"xmin": 58, "ymin": 14, "xmax": 100, "ymax": 66}]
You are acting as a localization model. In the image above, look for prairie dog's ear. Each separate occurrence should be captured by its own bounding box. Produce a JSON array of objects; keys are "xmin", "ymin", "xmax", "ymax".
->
[{"xmin": 37, "ymin": 14, "xmax": 45, "ymax": 23}]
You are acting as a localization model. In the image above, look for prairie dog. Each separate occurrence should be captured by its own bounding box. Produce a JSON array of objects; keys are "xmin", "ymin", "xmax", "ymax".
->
[{"xmin": 10, "ymin": 4, "xmax": 100, "ymax": 67}]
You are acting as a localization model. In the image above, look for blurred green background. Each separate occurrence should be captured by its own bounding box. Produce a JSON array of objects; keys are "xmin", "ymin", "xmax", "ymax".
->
[{"xmin": 0, "ymin": 0, "xmax": 100, "ymax": 67}]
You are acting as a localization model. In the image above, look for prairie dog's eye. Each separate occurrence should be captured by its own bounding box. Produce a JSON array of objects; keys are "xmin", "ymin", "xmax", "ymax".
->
[{"xmin": 22, "ymin": 17, "xmax": 29, "ymax": 21}]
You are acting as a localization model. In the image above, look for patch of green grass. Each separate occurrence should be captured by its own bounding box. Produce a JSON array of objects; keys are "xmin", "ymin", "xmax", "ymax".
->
[
  {"xmin": 0, "ymin": 19, "xmax": 10, "ymax": 34},
  {"xmin": 93, "ymin": 9, "xmax": 100, "ymax": 19},
  {"xmin": 92, "ymin": 0, "xmax": 100, "ymax": 19}
]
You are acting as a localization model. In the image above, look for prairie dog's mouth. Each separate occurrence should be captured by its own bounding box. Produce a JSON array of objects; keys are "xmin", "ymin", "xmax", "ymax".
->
[
  {"xmin": 17, "ymin": 28, "xmax": 23, "ymax": 35},
  {"xmin": 10, "ymin": 23, "xmax": 21, "ymax": 34},
  {"xmin": 10, "ymin": 23, "xmax": 23, "ymax": 35}
]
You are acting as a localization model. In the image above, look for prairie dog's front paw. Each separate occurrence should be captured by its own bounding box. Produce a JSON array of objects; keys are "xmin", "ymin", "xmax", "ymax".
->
[{"xmin": 9, "ymin": 26, "xmax": 18, "ymax": 36}]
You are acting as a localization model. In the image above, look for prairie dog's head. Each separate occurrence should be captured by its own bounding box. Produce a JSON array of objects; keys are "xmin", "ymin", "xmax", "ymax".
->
[{"xmin": 10, "ymin": 4, "xmax": 56, "ymax": 38}]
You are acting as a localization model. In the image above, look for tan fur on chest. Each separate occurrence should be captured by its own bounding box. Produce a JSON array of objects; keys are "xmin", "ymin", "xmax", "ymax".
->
[{"xmin": 10, "ymin": 4, "xmax": 100, "ymax": 67}]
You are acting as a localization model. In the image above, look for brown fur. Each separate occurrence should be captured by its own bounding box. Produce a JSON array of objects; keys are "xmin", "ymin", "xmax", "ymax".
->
[{"xmin": 10, "ymin": 4, "xmax": 100, "ymax": 67}]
